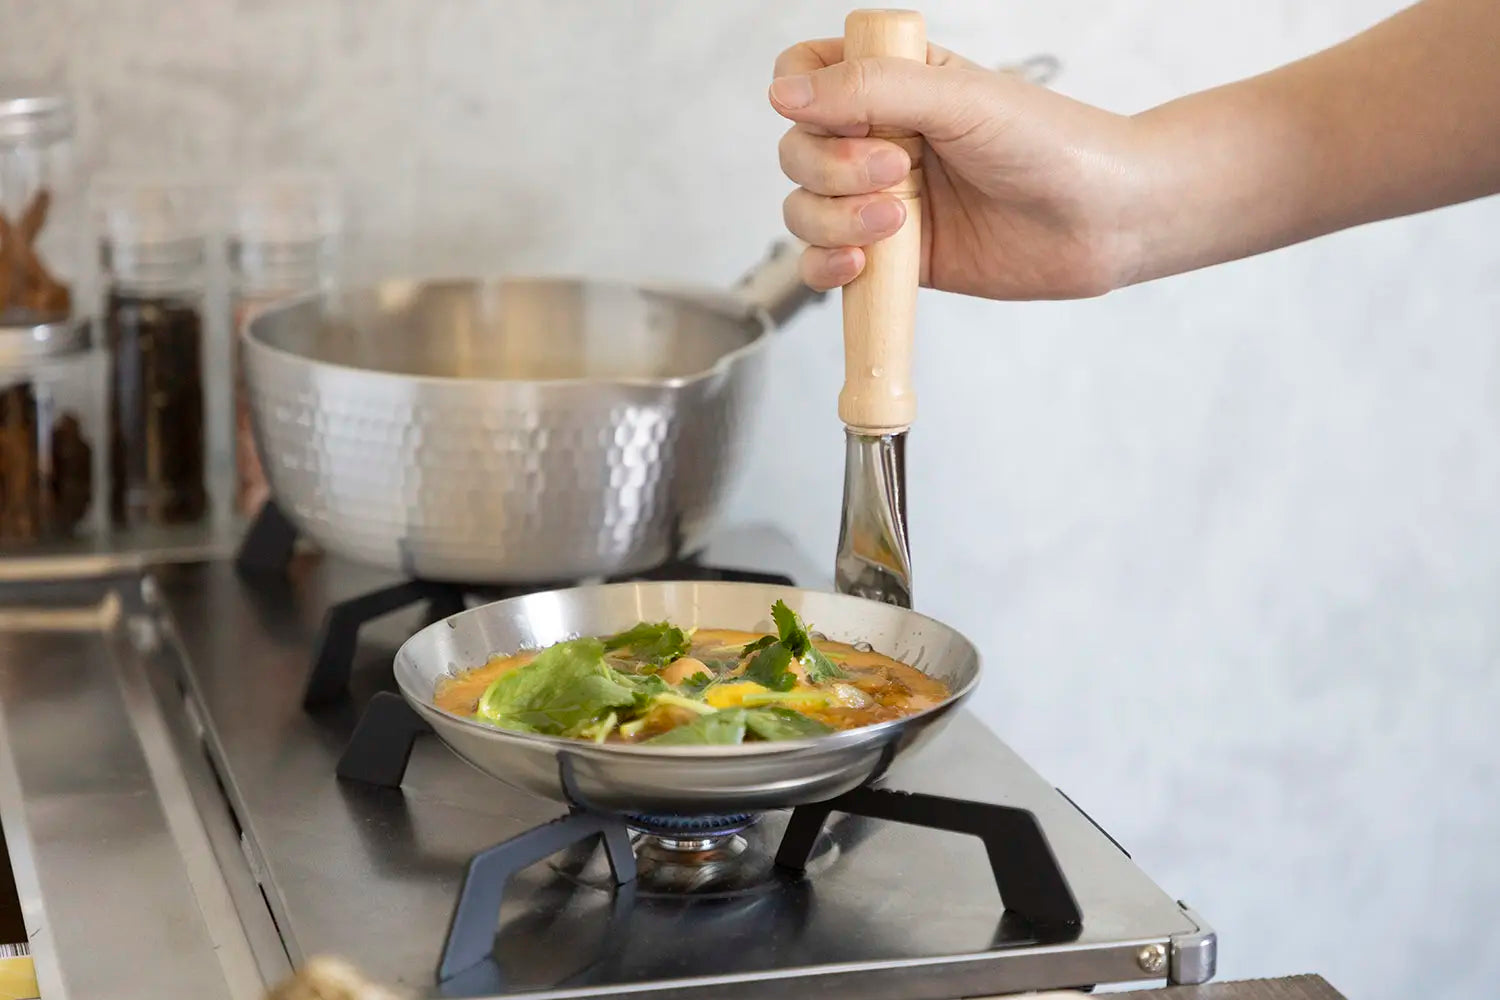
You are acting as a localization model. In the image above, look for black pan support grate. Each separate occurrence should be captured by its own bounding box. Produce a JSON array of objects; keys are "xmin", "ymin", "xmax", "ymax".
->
[
  {"xmin": 233, "ymin": 499, "xmax": 798, "ymax": 710},
  {"xmin": 336, "ymin": 692, "xmax": 1083, "ymax": 985},
  {"xmin": 265, "ymin": 496, "xmax": 1085, "ymax": 986}
]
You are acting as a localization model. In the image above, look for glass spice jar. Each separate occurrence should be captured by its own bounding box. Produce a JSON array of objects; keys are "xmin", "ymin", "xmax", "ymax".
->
[
  {"xmin": 96, "ymin": 180, "xmax": 211, "ymax": 528},
  {"xmin": 0, "ymin": 82, "xmax": 78, "ymax": 326},
  {"xmin": 228, "ymin": 172, "xmax": 339, "ymax": 518},
  {"xmin": 0, "ymin": 319, "xmax": 99, "ymax": 545}
]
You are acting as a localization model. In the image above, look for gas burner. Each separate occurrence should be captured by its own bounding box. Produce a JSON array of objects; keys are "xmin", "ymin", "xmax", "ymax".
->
[
  {"xmin": 557, "ymin": 830, "xmax": 762, "ymax": 897},
  {"xmin": 552, "ymin": 816, "xmax": 843, "ymax": 899},
  {"xmin": 624, "ymin": 812, "xmax": 756, "ymax": 840}
]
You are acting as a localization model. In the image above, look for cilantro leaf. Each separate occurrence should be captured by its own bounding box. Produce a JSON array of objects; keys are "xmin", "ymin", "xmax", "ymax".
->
[
  {"xmin": 475, "ymin": 638, "xmax": 638, "ymax": 735},
  {"xmin": 802, "ymin": 646, "xmax": 845, "ymax": 684},
  {"xmin": 619, "ymin": 672, "xmax": 671, "ymax": 708},
  {"xmin": 740, "ymin": 634, "xmax": 777, "ymax": 657},
  {"xmin": 646, "ymin": 706, "xmax": 834, "ymax": 744},
  {"xmin": 644, "ymin": 709, "xmax": 750, "ymax": 745},
  {"xmin": 771, "ymin": 600, "xmax": 801, "ymax": 644},
  {"xmin": 678, "ymin": 671, "xmax": 715, "ymax": 695},
  {"xmin": 602, "ymin": 621, "xmax": 692, "ymax": 669},
  {"xmin": 743, "ymin": 706, "xmax": 835, "ymax": 740},
  {"xmin": 770, "ymin": 599, "xmax": 814, "ymax": 657},
  {"xmin": 742, "ymin": 642, "xmax": 797, "ymax": 691},
  {"xmin": 768, "ymin": 599, "xmax": 846, "ymax": 684}
]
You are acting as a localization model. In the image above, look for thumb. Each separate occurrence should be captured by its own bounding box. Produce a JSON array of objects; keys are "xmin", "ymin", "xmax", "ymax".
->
[{"xmin": 768, "ymin": 57, "xmax": 992, "ymax": 143}]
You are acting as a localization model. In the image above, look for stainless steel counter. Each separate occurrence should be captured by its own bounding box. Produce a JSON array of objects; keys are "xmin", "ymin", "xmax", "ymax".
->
[
  {"xmin": 0, "ymin": 517, "xmax": 242, "ymax": 584},
  {"xmin": 0, "ymin": 577, "xmax": 268, "ymax": 1000},
  {"xmin": 0, "ymin": 525, "xmax": 1218, "ymax": 999}
]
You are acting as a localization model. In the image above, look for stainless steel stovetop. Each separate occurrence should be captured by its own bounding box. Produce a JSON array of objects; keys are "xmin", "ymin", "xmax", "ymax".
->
[{"xmin": 0, "ymin": 524, "xmax": 1214, "ymax": 1000}]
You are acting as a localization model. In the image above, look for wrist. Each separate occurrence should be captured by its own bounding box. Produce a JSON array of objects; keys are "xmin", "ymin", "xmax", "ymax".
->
[
  {"xmin": 1108, "ymin": 107, "xmax": 1202, "ymax": 289},
  {"xmin": 1077, "ymin": 114, "xmax": 1166, "ymax": 295}
]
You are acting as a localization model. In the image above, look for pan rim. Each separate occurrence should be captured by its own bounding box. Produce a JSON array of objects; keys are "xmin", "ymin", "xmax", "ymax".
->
[
  {"xmin": 394, "ymin": 579, "xmax": 982, "ymax": 760},
  {"xmin": 241, "ymin": 277, "xmax": 775, "ymax": 392}
]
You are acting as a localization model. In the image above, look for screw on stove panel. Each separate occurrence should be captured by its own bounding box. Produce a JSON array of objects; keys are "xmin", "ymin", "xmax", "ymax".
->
[{"xmin": 1136, "ymin": 943, "xmax": 1168, "ymax": 975}]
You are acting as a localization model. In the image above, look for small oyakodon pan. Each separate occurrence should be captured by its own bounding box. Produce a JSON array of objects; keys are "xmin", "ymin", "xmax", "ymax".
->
[{"xmin": 394, "ymin": 581, "xmax": 980, "ymax": 816}]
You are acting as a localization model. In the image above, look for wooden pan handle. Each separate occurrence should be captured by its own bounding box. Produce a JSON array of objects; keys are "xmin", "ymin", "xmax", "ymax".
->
[{"xmin": 838, "ymin": 8, "xmax": 925, "ymax": 435}]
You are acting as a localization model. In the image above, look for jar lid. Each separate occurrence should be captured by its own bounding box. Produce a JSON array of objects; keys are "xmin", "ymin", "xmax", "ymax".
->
[
  {"xmin": 0, "ymin": 317, "xmax": 91, "ymax": 363},
  {"xmin": 0, "ymin": 82, "xmax": 72, "ymax": 144},
  {"xmin": 232, "ymin": 171, "xmax": 342, "ymax": 245},
  {"xmin": 93, "ymin": 175, "xmax": 212, "ymax": 248}
]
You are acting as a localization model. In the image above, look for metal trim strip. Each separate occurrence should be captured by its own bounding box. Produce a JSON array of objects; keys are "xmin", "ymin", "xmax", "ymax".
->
[
  {"xmin": 108, "ymin": 585, "xmax": 280, "ymax": 999},
  {"xmin": 0, "ymin": 708, "xmax": 67, "ymax": 1000}
]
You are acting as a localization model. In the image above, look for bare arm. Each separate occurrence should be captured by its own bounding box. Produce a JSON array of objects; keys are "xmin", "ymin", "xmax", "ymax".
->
[
  {"xmin": 1128, "ymin": 0, "xmax": 1500, "ymax": 284},
  {"xmin": 770, "ymin": 0, "xmax": 1500, "ymax": 300}
]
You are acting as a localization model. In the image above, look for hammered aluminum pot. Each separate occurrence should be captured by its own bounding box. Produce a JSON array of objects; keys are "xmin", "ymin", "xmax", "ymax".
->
[
  {"xmin": 242, "ymin": 242, "xmax": 820, "ymax": 583},
  {"xmin": 394, "ymin": 580, "xmax": 981, "ymax": 814}
]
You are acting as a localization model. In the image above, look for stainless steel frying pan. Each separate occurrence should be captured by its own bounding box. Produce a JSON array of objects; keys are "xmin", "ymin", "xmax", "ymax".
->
[{"xmin": 394, "ymin": 581, "xmax": 980, "ymax": 815}]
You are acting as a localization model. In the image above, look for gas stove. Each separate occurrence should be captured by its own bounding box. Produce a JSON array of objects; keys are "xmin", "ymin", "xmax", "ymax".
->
[{"xmin": 0, "ymin": 522, "xmax": 1215, "ymax": 1000}]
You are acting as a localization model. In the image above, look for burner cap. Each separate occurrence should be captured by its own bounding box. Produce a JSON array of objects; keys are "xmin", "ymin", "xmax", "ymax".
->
[{"xmin": 624, "ymin": 813, "xmax": 756, "ymax": 838}]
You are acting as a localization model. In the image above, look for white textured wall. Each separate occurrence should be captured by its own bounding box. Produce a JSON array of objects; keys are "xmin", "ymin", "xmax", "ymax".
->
[{"xmin": 5, "ymin": 1, "xmax": 1499, "ymax": 997}]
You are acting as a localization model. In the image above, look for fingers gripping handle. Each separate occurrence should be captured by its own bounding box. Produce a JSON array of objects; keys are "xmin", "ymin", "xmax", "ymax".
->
[{"xmin": 839, "ymin": 9, "xmax": 925, "ymax": 435}]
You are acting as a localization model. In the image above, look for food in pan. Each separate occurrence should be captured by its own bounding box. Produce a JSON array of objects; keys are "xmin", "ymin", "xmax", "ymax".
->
[{"xmin": 434, "ymin": 600, "xmax": 948, "ymax": 745}]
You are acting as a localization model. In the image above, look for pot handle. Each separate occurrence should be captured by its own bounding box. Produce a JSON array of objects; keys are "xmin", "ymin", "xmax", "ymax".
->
[
  {"xmin": 838, "ymin": 9, "xmax": 926, "ymax": 435},
  {"xmin": 1000, "ymin": 54, "xmax": 1061, "ymax": 87},
  {"xmin": 734, "ymin": 238, "xmax": 826, "ymax": 328}
]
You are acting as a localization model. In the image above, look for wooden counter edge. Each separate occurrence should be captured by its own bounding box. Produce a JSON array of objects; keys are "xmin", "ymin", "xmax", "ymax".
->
[{"xmin": 1012, "ymin": 974, "xmax": 1347, "ymax": 1000}]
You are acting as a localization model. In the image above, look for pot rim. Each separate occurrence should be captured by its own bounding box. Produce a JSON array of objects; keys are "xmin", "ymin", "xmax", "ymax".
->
[{"xmin": 242, "ymin": 275, "xmax": 777, "ymax": 392}]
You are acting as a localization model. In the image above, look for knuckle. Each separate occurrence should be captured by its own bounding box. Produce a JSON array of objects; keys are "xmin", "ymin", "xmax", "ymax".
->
[
  {"xmin": 838, "ymin": 59, "xmax": 864, "ymax": 97},
  {"xmin": 781, "ymin": 190, "xmax": 817, "ymax": 238},
  {"xmin": 772, "ymin": 41, "xmax": 812, "ymax": 77},
  {"xmin": 780, "ymin": 190, "xmax": 800, "ymax": 228},
  {"xmin": 783, "ymin": 190, "xmax": 841, "ymax": 245},
  {"xmin": 798, "ymin": 251, "xmax": 829, "ymax": 291},
  {"xmin": 824, "ymin": 141, "xmax": 859, "ymax": 188},
  {"xmin": 777, "ymin": 130, "xmax": 798, "ymax": 175},
  {"xmin": 801, "ymin": 247, "xmax": 848, "ymax": 291},
  {"xmin": 832, "ymin": 139, "xmax": 860, "ymax": 165},
  {"xmin": 839, "ymin": 58, "xmax": 883, "ymax": 118}
]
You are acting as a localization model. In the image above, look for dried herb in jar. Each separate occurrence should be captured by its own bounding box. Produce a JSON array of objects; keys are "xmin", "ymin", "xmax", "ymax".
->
[
  {"xmin": 106, "ymin": 291, "xmax": 208, "ymax": 526},
  {"xmin": 0, "ymin": 190, "xmax": 72, "ymax": 323},
  {"xmin": 0, "ymin": 379, "xmax": 94, "ymax": 544},
  {"xmin": 0, "ymin": 382, "xmax": 40, "ymax": 540},
  {"xmin": 51, "ymin": 412, "xmax": 93, "ymax": 530}
]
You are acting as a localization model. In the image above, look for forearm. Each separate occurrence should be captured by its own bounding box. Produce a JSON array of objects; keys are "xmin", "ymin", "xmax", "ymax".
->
[{"xmin": 1125, "ymin": 0, "xmax": 1500, "ymax": 284}]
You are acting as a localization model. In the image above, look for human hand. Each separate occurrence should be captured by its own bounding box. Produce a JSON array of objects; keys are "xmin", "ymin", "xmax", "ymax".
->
[{"xmin": 770, "ymin": 39, "xmax": 1147, "ymax": 300}]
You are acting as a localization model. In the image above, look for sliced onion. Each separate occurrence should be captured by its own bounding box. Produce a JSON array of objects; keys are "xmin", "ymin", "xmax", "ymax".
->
[{"xmin": 831, "ymin": 683, "xmax": 872, "ymax": 709}]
